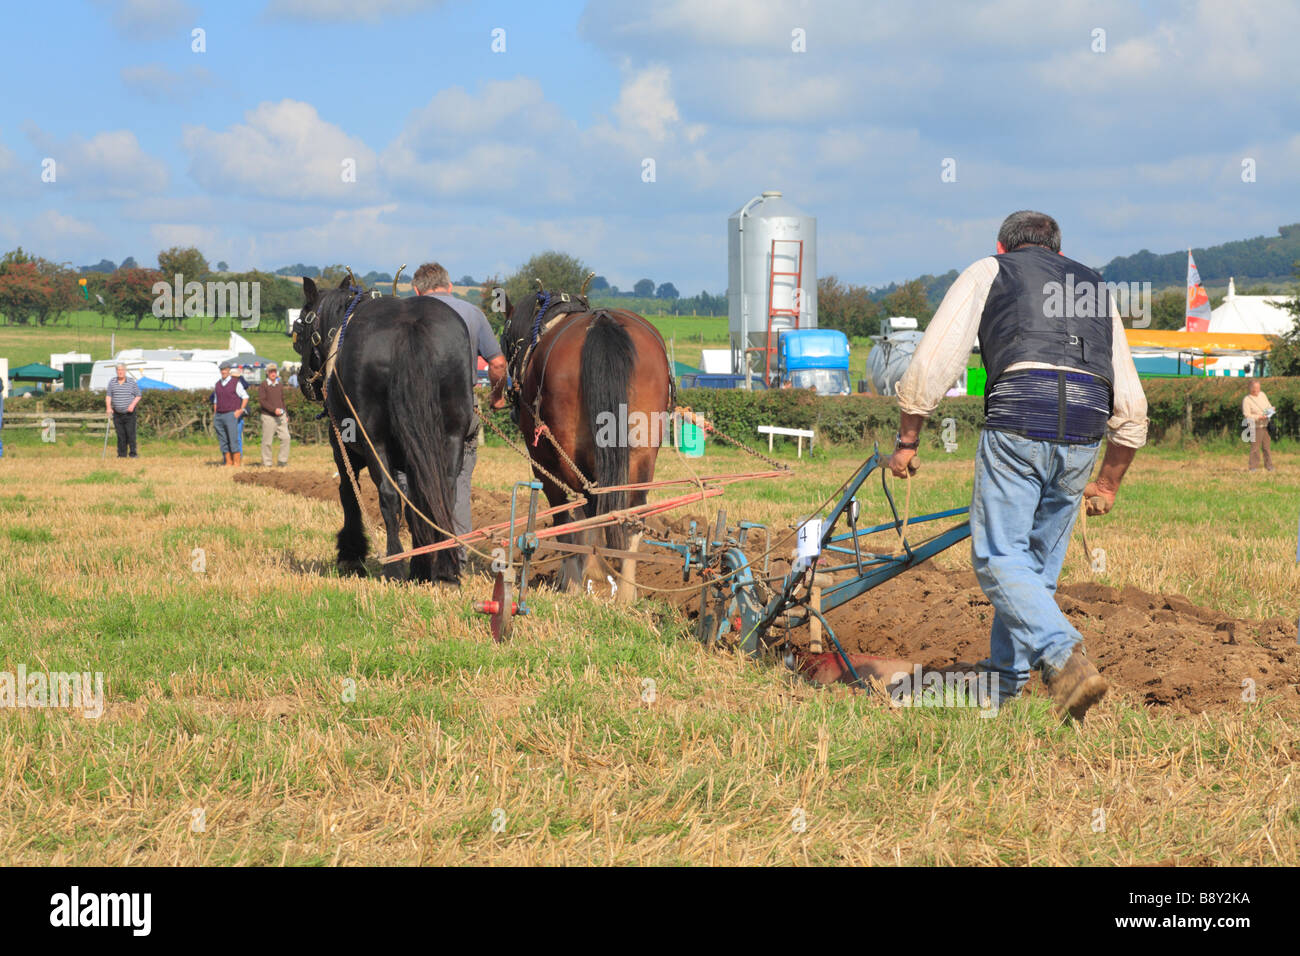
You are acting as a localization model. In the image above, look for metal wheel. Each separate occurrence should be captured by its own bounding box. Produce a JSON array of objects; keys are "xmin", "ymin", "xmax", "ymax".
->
[
  {"xmin": 696, "ymin": 549, "xmax": 765, "ymax": 654},
  {"xmin": 491, "ymin": 570, "xmax": 515, "ymax": 643}
]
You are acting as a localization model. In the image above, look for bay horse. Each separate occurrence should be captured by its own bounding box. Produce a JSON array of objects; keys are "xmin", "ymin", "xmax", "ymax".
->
[
  {"xmin": 501, "ymin": 289, "xmax": 674, "ymax": 600},
  {"xmin": 294, "ymin": 275, "xmax": 474, "ymax": 584}
]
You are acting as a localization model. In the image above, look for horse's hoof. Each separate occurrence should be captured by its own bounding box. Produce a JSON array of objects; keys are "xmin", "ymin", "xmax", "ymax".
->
[{"xmin": 338, "ymin": 559, "xmax": 368, "ymax": 577}]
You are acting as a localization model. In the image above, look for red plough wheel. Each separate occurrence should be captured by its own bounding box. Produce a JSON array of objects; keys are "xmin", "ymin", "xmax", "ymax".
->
[{"xmin": 473, "ymin": 570, "xmax": 518, "ymax": 643}]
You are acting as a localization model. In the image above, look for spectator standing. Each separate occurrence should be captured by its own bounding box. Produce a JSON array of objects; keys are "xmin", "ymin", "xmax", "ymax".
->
[
  {"xmin": 104, "ymin": 362, "xmax": 142, "ymax": 458},
  {"xmin": 1242, "ymin": 380, "xmax": 1275, "ymax": 472},
  {"xmin": 0, "ymin": 378, "xmax": 6, "ymax": 459},
  {"xmin": 212, "ymin": 361, "xmax": 249, "ymax": 466},
  {"xmin": 231, "ymin": 366, "xmax": 247, "ymax": 458},
  {"xmin": 258, "ymin": 363, "xmax": 291, "ymax": 467}
]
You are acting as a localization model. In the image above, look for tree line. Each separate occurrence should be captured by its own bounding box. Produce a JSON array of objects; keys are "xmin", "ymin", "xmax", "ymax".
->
[{"xmin": 0, "ymin": 246, "xmax": 302, "ymax": 330}]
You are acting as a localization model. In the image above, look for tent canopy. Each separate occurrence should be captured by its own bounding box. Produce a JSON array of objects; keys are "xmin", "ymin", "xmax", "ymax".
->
[
  {"xmin": 229, "ymin": 353, "xmax": 276, "ymax": 368},
  {"xmin": 136, "ymin": 376, "xmax": 179, "ymax": 391},
  {"xmin": 1124, "ymin": 329, "xmax": 1273, "ymax": 355},
  {"xmin": 10, "ymin": 362, "xmax": 62, "ymax": 381},
  {"xmin": 1208, "ymin": 280, "xmax": 1294, "ymax": 336}
]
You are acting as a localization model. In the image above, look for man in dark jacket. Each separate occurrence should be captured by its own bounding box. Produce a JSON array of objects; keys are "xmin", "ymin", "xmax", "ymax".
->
[
  {"xmin": 887, "ymin": 210, "xmax": 1148, "ymax": 721},
  {"xmin": 258, "ymin": 363, "xmax": 290, "ymax": 467}
]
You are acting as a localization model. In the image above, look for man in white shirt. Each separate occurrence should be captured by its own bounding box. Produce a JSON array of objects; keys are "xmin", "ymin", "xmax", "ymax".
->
[
  {"xmin": 887, "ymin": 210, "xmax": 1148, "ymax": 720},
  {"xmin": 1242, "ymin": 380, "xmax": 1275, "ymax": 472}
]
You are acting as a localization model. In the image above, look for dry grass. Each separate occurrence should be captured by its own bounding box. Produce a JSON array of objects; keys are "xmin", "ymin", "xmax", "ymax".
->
[{"xmin": 0, "ymin": 431, "xmax": 1297, "ymax": 864}]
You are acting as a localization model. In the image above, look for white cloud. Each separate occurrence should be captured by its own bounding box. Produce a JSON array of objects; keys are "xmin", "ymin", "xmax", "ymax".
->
[
  {"xmin": 611, "ymin": 66, "xmax": 680, "ymax": 142},
  {"xmin": 182, "ymin": 100, "xmax": 379, "ymax": 202},
  {"xmin": 22, "ymin": 126, "xmax": 169, "ymax": 199},
  {"xmin": 382, "ymin": 79, "xmax": 579, "ymax": 202},
  {"xmin": 149, "ymin": 223, "xmax": 223, "ymax": 254},
  {"xmin": 26, "ymin": 210, "xmax": 106, "ymax": 250}
]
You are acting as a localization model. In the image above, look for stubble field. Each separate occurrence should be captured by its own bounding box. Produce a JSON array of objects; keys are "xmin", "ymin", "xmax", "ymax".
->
[{"xmin": 0, "ymin": 426, "xmax": 1297, "ymax": 865}]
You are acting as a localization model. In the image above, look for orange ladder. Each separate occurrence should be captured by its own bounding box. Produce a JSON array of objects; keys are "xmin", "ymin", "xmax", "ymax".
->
[{"xmin": 746, "ymin": 239, "xmax": 804, "ymax": 385}]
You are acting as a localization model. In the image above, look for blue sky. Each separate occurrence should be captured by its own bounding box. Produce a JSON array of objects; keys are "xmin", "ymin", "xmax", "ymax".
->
[{"xmin": 2, "ymin": 0, "xmax": 1298, "ymax": 292}]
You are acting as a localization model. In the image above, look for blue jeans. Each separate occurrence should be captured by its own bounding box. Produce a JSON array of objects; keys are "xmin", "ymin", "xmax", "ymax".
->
[{"xmin": 971, "ymin": 429, "xmax": 1100, "ymax": 700}]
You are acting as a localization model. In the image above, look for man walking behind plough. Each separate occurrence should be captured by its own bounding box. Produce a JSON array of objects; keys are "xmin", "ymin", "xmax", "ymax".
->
[{"xmin": 887, "ymin": 210, "xmax": 1148, "ymax": 720}]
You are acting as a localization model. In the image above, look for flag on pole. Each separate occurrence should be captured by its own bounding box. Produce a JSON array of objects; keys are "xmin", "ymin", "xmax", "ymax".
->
[{"xmin": 1184, "ymin": 250, "xmax": 1211, "ymax": 332}]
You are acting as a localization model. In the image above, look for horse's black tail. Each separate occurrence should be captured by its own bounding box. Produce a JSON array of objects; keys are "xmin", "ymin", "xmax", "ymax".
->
[
  {"xmin": 390, "ymin": 321, "xmax": 460, "ymax": 581},
  {"xmin": 581, "ymin": 311, "xmax": 634, "ymax": 548}
]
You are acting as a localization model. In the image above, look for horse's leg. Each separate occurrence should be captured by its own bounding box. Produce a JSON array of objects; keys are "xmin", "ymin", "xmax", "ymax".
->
[
  {"xmin": 334, "ymin": 438, "xmax": 368, "ymax": 576},
  {"xmin": 543, "ymin": 483, "xmax": 586, "ymax": 594},
  {"xmin": 432, "ymin": 429, "xmax": 467, "ymax": 585},
  {"xmin": 614, "ymin": 444, "xmax": 656, "ymax": 605},
  {"xmin": 375, "ymin": 467, "xmax": 407, "ymax": 582}
]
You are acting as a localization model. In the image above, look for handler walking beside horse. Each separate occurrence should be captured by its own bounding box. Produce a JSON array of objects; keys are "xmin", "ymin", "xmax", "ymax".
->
[
  {"xmin": 294, "ymin": 274, "xmax": 473, "ymax": 584},
  {"xmin": 412, "ymin": 262, "xmax": 507, "ymax": 563},
  {"xmin": 887, "ymin": 210, "xmax": 1148, "ymax": 720}
]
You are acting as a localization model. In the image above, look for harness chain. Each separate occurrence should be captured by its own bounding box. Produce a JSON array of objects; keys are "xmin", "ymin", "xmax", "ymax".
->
[
  {"xmin": 535, "ymin": 421, "xmax": 599, "ymax": 494},
  {"xmin": 475, "ymin": 406, "xmax": 585, "ymax": 500}
]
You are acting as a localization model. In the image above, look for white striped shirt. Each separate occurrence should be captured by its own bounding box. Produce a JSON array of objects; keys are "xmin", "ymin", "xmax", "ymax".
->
[{"xmin": 106, "ymin": 377, "xmax": 141, "ymax": 412}]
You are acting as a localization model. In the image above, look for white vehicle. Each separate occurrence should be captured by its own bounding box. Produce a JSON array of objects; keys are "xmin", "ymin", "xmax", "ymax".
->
[
  {"xmin": 89, "ymin": 356, "xmax": 222, "ymax": 391},
  {"xmin": 87, "ymin": 333, "xmax": 259, "ymax": 391}
]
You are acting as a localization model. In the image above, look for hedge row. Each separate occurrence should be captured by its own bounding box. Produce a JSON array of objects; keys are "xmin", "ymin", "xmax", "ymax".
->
[
  {"xmin": 1140, "ymin": 377, "xmax": 1300, "ymax": 442},
  {"xmin": 671, "ymin": 378, "xmax": 1300, "ymax": 448},
  {"xmin": 671, "ymin": 388, "xmax": 986, "ymax": 452},
  {"xmin": 12, "ymin": 376, "xmax": 1297, "ymax": 448},
  {"xmin": 25, "ymin": 387, "xmax": 334, "ymax": 444}
]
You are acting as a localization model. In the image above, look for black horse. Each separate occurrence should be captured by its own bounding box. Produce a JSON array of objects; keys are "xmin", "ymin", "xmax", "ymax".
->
[{"xmin": 294, "ymin": 275, "xmax": 474, "ymax": 584}]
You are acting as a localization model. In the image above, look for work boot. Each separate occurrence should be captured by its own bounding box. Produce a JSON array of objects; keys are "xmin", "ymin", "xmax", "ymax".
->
[
  {"xmin": 233, "ymin": 452, "xmax": 242, "ymax": 466},
  {"xmin": 223, "ymin": 452, "xmax": 232, "ymax": 466},
  {"xmin": 1042, "ymin": 647, "xmax": 1107, "ymax": 720}
]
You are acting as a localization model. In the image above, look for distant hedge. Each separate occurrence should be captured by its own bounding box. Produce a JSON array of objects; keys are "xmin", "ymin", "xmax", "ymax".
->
[
  {"xmin": 13, "ymin": 376, "xmax": 1298, "ymax": 449},
  {"xmin": 1140, "ymin": 377, "xmax": 1299, "ymax": 442},
  {"xmin": 26, "ymin": 386, "xmax": 333, "ymax": 443},
  {"xmin": 670, "ymin": 377, "xmax": 1300, "ymax": 450},
  {"xmin": 671, "ymin": 388, "xmax": 985, "ymax": 453}
]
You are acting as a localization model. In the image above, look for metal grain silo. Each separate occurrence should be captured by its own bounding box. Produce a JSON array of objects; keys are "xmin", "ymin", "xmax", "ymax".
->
[{"xmin": 727, "ymin": 191, "xmax": 817, "ymax": 384}]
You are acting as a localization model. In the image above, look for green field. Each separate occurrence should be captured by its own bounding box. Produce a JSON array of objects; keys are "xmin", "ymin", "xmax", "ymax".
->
[{"xmin": 0, "ymin": 422, "xmax": 1297, "ymax": 864}]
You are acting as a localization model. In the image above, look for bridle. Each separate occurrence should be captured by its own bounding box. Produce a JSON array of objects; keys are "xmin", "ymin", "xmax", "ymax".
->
[{"xmin": 293, "ymin": 284, "xmax": 371, "ymax": 402}]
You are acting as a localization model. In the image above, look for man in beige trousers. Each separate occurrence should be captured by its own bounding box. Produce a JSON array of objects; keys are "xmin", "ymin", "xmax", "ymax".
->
[
  {"xmin": 258, "ymin": 364, "xmax": 291, "ymax": 467},
  {"xmin": 1243, "ymin": 379, "xmax": 1275, "ymax": 472}
]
